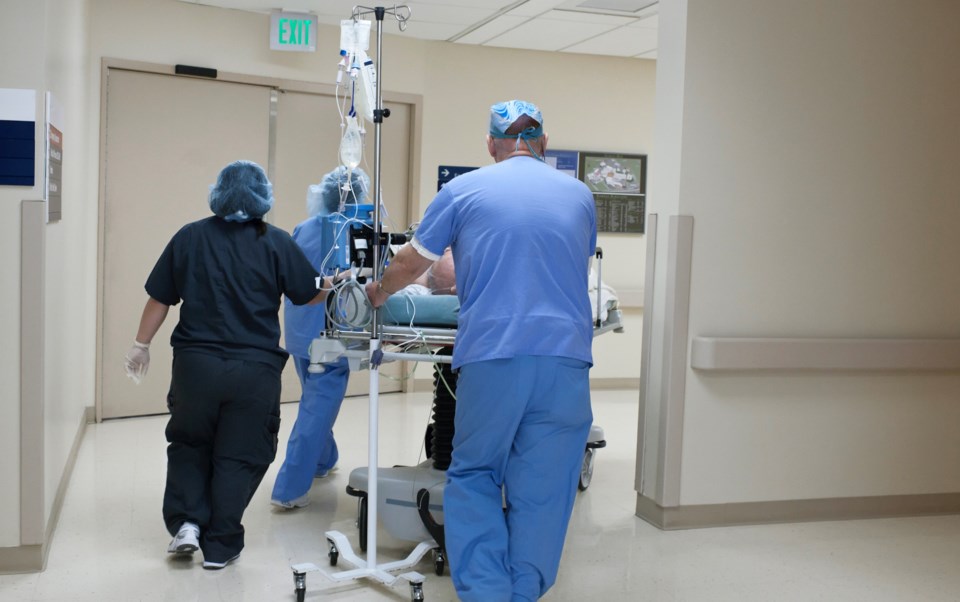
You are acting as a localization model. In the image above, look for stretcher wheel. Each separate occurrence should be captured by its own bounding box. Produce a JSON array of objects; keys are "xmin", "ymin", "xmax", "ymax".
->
[
  {"xmin": 358, "ymin": 496, "xmax": 368, "ymax": 552},
  {"xmin": 327, "ymin": 538, "xmax": 338, "ymax": 566},
  {"xmin": 578, "ymin": 447, "xmax": 595, "ymax": 491},
  {"xmin": 410, "ymin": 580, "xmax": 425, "ymax": 601},
  {"xmin": 293, "ymin": 570, "xmax": 306, "ymax": 602},
  {"xmin": 432, "ymin": 547, "xmax": 445, "ymax": 576}
]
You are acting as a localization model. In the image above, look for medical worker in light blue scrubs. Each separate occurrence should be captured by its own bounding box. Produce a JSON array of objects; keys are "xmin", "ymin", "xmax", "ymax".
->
[
  {"xmin": 367, "ymin": 100, "xmax": 597, "ymax": 601},
  {"xmin": 270, "ymin": 167, "xmax": 369, "ymax": 509}
]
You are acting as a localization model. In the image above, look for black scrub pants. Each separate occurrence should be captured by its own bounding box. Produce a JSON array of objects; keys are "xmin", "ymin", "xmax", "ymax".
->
[{"xmin": 162, "ymin": 350, "xmax": 282, "ymax": 563}]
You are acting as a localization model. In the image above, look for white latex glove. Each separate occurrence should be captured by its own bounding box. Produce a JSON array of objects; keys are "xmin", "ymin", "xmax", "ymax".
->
[{"xmin": 124, "ymin": 341, "xmax": 150, "ymax": 384}]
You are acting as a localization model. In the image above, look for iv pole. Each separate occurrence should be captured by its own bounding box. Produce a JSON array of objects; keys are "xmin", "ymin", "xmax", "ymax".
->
[{"xmin": 291, "ymin": 6, "xmax": 435, "ymax": 602}]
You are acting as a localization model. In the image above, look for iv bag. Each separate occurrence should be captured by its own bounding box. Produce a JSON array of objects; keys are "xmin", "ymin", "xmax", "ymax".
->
[
  {"xmin": 353, "ymin": 50, "xmax": 377, "ymax": 124},
  {"xmin": 340, "ymin": 116, "xmax": 363, "ymax": 169},
  {"xmin": 339, "ymin": 19, "xmax": 371, "ymax": 54}
]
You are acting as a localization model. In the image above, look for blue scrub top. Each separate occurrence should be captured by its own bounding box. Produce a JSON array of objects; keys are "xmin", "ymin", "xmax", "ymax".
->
[
  {"xmin": 145, "ymin": 216, "xmax": 320, "ymax": 371},
  {"xmin": 413, "ymin": 156, "xmax": 597, "ymax": 369},
  {"xmin": 283, "ymin": 215, "xmax": 330, "ymax": 359}
]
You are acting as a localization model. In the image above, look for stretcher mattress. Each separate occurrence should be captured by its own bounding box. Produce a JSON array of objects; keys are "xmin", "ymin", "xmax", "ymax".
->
[{"xmin": 381, "ymin": 294, "xmax": 460, "ymax": 326}]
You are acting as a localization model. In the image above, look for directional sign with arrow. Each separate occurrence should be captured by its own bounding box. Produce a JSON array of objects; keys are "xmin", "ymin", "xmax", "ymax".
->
[{"xmin": 437, "ymin": 165, "xmax": 478, "ymax": 191}]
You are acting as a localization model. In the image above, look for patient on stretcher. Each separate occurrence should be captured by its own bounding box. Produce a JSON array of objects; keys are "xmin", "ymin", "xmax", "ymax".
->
[
  {"xmin": 382, "ymin": 247, "xmax": 620, "ymax": 329},
  {"xmin": 397, "ymin": 247, "xmax": 456, "ymax": 296},
  {"xmin": 384, "ymin": 247, "xmax": 459, "ymax": 326}
]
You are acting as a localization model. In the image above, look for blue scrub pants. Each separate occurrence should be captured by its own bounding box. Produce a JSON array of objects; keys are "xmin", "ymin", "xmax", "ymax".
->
[
  {"xmin": 271, "ymin": 356, "xmax": 350, "ymax": 503},
  {"xmin": 444, "ymin": 355, "xmax": 592, "ymax": 602}
]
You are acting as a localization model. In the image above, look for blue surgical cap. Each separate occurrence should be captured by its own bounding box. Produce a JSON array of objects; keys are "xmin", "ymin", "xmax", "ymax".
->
[
  {"xmin": 208, "ymin": 160, "xmax": 274, "ymax": 222},
  {"xmin": 489, "ymin": 100, "xmax": 543, "ymax": 138},
  {"xmin": 307, "ymin": 166, "xmax": 370, "ymax": 217}
]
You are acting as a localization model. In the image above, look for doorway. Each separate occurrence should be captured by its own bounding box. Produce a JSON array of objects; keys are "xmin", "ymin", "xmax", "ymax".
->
[{"xmin": 98, "ymin": 63, "xmax": 418, "ymax": 419}]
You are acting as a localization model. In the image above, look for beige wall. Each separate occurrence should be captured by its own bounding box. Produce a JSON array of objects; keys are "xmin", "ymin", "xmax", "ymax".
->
[
  {"xmin": 0, "ymin": 0, "xmax": 92, "ymax": 550},
  {"xmin": 643, "ymin": 0, "xmax": 960, "ymax": 507},
  {"xmin": 0, "ymin": 0, "xmax": 40, "ymax": 550}
]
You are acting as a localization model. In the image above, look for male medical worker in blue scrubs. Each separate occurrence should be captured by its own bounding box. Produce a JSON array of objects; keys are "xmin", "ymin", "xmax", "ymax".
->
[{"xmin": 367, "ymin": 100, "xmax": 597, "ymax": 601}]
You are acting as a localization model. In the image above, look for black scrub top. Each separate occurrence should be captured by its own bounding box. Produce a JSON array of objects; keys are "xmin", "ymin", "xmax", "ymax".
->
[{"xmin": 145, "ymin": 216, "xmax": 319, "ymax": 371}]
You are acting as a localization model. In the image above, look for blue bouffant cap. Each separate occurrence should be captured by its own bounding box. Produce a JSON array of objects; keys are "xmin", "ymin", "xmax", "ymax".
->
[
  {"xmin": 489, "ymin": 100, "xmax": 543, "ymax": 138},
  {"xmin": 208, "ymin": 160, "xmax": 274, "ymax": 222},
  {"xmin": 306, "ymin": 166, "xmax": 370, "ymax": 217}
]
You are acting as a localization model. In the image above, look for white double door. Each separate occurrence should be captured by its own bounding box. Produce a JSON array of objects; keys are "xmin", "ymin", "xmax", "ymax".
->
[{"xmin": 100, "ymin": 67, "xmax": 412, "ymax": 419}]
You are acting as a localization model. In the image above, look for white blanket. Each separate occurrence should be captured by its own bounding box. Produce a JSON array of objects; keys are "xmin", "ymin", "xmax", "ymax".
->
[{"xmin": 588, "ymin": 266, "xmax": 618, "ymax": 323}]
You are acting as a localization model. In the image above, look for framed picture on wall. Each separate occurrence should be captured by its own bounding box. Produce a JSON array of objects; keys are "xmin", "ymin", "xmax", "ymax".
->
[{"xmin": 578, "ymin": 151, "xmax": 646, "ymax": 234}]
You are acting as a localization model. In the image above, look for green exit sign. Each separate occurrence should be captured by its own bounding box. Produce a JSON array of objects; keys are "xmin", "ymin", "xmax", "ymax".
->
[{"xmin": 270, "ymin": 11, "xmax": 317, "ymax": 52}]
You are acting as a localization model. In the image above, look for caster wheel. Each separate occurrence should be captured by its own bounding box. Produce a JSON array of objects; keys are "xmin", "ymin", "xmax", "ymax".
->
[
  {"xmin": 410, "ymin": 581, "xmax": 424, "ymax": 601},
  {"xmin": 358, "ymin": 496, "xmax": 368, "ymax": 552},
  {"xmin": 578, "ymin": 447, "xmax": 595, "ymax": 491},
  {"xmin": 293, "ymin": 571, "xmax": 306, "ymax": 602},
  {"xmin": 432, "ymin": 547, "xmax": 445, "ymax": 576},
  {"xmin": 327, "ymin": 538, "xmax": 338, "ymax": 567}
]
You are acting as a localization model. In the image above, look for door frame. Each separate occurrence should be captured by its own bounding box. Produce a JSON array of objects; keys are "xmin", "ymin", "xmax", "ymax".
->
[{"xmin": 95, "ymin": 57, "xmax": 423, "ymax": 422}]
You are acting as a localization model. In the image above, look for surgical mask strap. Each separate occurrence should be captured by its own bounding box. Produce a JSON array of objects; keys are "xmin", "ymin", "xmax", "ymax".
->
[{"xmin": 489, "ymin": 126, "xmax": 545, "ymax": 161}]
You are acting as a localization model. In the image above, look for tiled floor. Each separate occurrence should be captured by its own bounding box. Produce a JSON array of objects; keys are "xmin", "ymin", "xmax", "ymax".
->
[{"xmin": 2, "ymin": 389, "xmax": 960, "ymax": 601}]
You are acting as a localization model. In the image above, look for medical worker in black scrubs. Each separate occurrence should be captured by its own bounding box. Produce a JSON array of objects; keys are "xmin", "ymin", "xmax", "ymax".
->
[{"xmin": 124, "ymin": 160, "xmax": 329, "ymax": 569}]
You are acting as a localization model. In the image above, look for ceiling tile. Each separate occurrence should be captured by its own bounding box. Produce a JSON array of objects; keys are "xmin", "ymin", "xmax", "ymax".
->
[
  {"xmin": 484, "ymin": 17, "xmax": 621, "ymax": 52},
  {"xmin": 542, "ymin": 8, "xmax": 635, "ymax": 25},
  {"xmin": 575, "ymin": 0, "xmax": 657, "ymax": 12},
  {"xmin": 395, "ymin": 20, "xmax": 471, "ymax": 41},
  {"xmin": 453, "ymin": 15, "xmax": 530, "ymax": 45},
  {"xmin": 635, "ymin": 13, "xmax": 658, "ymax": 27},
  {"xmin": 401, "ymin": 3, "xmax": 504, "ymax": 26},
  {"xmin": 411, "ymin": 0, "xmax": 521, "ymax": 7},
  {"xmin": 506, "ymin": 0, "xmax": 569, "ymax": 17},
  {"xmin": 563, "ymin": 24, "xmax": 656, "ymax": 56}
]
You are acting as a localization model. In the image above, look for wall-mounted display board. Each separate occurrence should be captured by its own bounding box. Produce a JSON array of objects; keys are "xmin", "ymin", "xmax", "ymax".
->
[{"xmin": 578, "ymin": 151, "xmax": 646, "ymax": 234}]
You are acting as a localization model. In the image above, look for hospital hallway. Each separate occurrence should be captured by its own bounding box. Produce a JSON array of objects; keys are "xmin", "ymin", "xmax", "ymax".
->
[{"xmin": 2, "ymin": 388, "xmax": 959, "ymax": 602}]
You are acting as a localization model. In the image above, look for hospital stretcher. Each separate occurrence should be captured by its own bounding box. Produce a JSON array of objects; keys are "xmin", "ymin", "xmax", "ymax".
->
[{"xmin": 307, "ymin": 256, "xmax": 624, "ymax": 581}]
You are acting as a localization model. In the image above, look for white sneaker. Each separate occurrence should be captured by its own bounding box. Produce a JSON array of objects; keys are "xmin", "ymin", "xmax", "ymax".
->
[
  {"xmin": 167, "ymin": 521, "xmax": 200, "ymax": 555},
  {"xmin": 202, "ymin": 553, "xmax": 240, "ymax": 570},
  {"xmin": 271, "ymin": 494, "xmax": 310, "ymax": 509}
]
